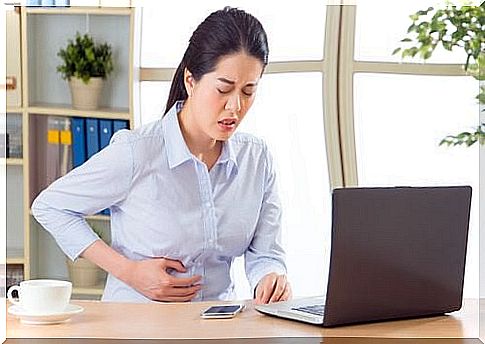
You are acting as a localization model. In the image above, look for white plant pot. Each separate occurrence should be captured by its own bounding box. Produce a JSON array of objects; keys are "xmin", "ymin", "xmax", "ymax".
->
[
  {"xmin": 66, "ymin": 257, "xmax": 105, "ymax": 288},
  {"xmin": 68, "ymin": 77, "xmax": 104, "ymax": 110}
]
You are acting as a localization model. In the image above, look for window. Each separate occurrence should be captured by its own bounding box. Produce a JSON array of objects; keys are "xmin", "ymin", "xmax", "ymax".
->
[
  {"xmin": 348, "ymin": 3, "xmax": 480, "ymax": 297},
  {"xmin": 354, "ymin": 74, "xmax": 479, "ymax": 297},
  {"xmin": 136, "ymin": 3, "xmax": 480, "ymax": 299},
  {"xmin": 236, "ymin": 72, "xmax": 330, "ymax": 298},
  {"xmin": 140, "ymin": 0, "xmax": 326, "ymax": 68},
  {"xmin": 139, "ymin": 82, "xmax": 171, "ymax": 125},
  {"xmin": 354, "ymin": 0, "xmax": 468, "ymax": 63}
]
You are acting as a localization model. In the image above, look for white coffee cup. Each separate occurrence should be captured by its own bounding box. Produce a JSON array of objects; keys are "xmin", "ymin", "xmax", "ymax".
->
[{"xmin": 7, "ymin": 279, "xmax": 72, "ymax": 314}]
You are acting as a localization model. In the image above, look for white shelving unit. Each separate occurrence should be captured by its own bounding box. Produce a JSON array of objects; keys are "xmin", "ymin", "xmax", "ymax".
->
[{"xmin": 6, "ymin": 5, "xmax": 139, "ymax": 299}]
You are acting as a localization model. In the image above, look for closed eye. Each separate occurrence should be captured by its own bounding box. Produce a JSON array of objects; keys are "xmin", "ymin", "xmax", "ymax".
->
[{"xmin": 217, "ymin": 88, "xmax": 254, "ymax": 96}]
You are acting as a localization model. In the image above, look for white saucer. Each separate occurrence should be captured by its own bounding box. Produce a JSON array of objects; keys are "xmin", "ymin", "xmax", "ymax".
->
[{"xmin": 8, "ymin": 304, "xmax": 84, "ymax": 325}]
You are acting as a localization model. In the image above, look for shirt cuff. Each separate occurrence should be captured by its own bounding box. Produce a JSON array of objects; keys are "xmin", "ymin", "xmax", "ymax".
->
[
  {"xmin": 247, "ymin": 260, "xmax": 287, "ymax": 295},
  {"xmin": 53, "ymin": 224, "xmax": 101, "ymax": 261}
]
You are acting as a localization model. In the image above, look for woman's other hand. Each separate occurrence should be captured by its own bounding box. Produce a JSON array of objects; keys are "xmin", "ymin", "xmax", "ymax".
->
[
  {"xmin": 123, "ymin": 258, "xmax": 202, "ymax": 302},
  {"xmin": 254, "ymin": 272, "xmax": 292, "ymax": 305}
]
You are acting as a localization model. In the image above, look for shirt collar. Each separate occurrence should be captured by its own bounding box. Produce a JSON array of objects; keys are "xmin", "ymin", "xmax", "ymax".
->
[
  {"xmin": 217, "ymin": 138, "xmax": 239, "ymax": 179},
  {"xmin": 162, "ymin": 101, "xmax": 193, "ymax": 169},
  {"xmin": 162, "ymin": 100, "xmax": 239, "ymax": 177}
]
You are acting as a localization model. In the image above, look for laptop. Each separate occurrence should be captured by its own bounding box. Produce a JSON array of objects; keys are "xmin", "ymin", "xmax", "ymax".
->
[{"xmin": 255, "ymin": 186, "xmax": 472, "ymax": 327}]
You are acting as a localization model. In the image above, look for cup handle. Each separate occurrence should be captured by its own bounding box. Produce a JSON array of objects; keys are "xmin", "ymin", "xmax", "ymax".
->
[{"xmin": 7, "ymin": 286, "xmax": 20, "ymax": 306}]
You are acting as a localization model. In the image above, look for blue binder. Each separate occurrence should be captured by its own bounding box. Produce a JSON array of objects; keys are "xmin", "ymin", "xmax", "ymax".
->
[
  {"xmin": 85, "ymin": 118, "xmax": 99, "ymax": 159},
  {"xmin": 113, "ymin": 120, "xmax": 129, "ymax": 134},
  {"xmin": 71, "ymin": 118, "xmax": 86, "ymax": 168},
  {"xmin": 99, "ymin": 120, "xmax": 113, "ymax": 150}
]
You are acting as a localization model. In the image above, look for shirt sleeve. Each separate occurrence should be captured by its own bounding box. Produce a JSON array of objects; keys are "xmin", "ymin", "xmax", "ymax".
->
[
  {"xmin": 31, "ymin": 130, "xmax": 134, "ymax": 261},
  {"xmin": 244, "ymin": 144, "xmax": 287, "ymax": 292}
]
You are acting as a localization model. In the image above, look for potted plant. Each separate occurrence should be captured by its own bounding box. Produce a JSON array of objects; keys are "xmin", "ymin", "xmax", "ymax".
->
[
  {"xmin": 66, "ymin": 222, "xmax": 108, "ymax": 288},
  {"xmin": 393, "ymin": 2, "xmax": 484, "ymax": 147},
  {"xmin": 57, "ymin": 32, "xmax": 114, "ymax": 110}
]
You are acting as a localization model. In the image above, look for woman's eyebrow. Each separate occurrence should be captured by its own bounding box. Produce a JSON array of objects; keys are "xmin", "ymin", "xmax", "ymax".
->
[
  {"xmin": 217, "ymin": 77, "xmax": 258, "ymax": 87},
  {"xmin": 217, "ymin": 77, "xmax": 235, "ymax": 85}
]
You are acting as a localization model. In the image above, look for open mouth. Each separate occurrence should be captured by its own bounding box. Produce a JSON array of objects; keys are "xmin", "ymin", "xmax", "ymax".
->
[{"xmin": 217, "ymin": 118, "xmax": 237, "ymax": 131}]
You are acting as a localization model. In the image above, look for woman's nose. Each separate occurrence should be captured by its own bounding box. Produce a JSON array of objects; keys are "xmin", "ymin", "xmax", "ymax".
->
[{"xmin": 225, "ymin": 93, "xmax": 241, "ymax": 113}]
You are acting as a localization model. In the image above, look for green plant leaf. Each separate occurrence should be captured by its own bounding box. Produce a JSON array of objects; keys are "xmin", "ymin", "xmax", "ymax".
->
[{"xmin": 56, "ymin": 32, "xmax": 113, "ymax": 82}]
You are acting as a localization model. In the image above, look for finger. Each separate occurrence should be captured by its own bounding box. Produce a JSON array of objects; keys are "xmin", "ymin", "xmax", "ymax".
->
[
  {"xmin": 269, "ymin": 276, "xmax": 287, "ymax": 303},
  {"xmin": 162, "ymin": 259, "xmax": 187, "ymax": 273},
  {"xmin": 161, "ymin": 292, "xmax": 199, "ymax": 302},
  {"xmin": 153, "ymin": 293, "xmax": 197, "ymax": 302},
  {"xmin": 165, "ymin": 275, "xmax": 202, "ymax": 287},
  {"xmin": 254, "ymin": 284, "xmax": 264, "ymax": 305},
  {"xmin": 259, "ymin": 275, "xmax": 277, "ymax": 304},
  {"xmin": 165, "ymin": 284, "xmax": 202, "ymax": 297},
  {"xmin": 279, "ymin": 285, "xmax": 292, "ymax": 302}
]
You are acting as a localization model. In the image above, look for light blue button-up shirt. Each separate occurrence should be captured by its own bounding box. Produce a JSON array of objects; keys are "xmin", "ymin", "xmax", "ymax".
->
[{"xmin": 32, "ymin": 101, "xmax": 286, "ymax": 303}]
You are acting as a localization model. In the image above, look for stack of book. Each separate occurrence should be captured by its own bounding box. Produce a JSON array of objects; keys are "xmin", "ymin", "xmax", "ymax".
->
[
  {"xmin": 29, "ymin": 116, "xmax": 128, "ymax": 217},
  {"xmin": 72, "ymin": 118, "xmax": 128, "ymax": 169},
  {"xmin": 6, "ymin": 114, "xmax": 22, "ymax": 159},
  {"xmin": 71, "ymin": 118, "xmax": 129, "ymax": 215},
  {"xmin": 26, "ymin": 0, "xmax": 70, "ymax": 6}
]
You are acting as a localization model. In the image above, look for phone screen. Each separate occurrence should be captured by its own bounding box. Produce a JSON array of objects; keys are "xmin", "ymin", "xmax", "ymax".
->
[{"xmin": 203, "ymin": 305, "xmax": 241, "ymax": 314}]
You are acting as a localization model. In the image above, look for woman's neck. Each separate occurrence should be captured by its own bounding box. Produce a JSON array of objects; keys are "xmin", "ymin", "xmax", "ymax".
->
[{"xmin": 178, "ymin": 104, "xmax": 221, "ymax": 169}]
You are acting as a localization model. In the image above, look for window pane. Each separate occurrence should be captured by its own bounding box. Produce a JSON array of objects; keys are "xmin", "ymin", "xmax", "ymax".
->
[
  {"xmin": 235, "ymin": 72, "xmax": 331, "ymax": 298},
  {"xmin": 354, "ymin": 73, "xmax": 479, "ymax": 297},
  {"xmin": 354, "ymin": 1, "xmax": 468, "ymax": 63},
  {"xmin": 140, "ymin": 0, "xmax": 325, "ymax": 67},
  {"xmin": 139, "ymin": 81, "xmax": 171, "ymax": 126}
]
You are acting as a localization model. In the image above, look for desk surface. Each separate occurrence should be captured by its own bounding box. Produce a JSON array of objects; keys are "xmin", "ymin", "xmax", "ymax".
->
[{"xmin": 6, "ymin": 298, "xmax": 482, "ymax": 342}]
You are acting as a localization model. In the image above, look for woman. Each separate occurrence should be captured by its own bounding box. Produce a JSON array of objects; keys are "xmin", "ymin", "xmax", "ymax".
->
[{"xmin": 32, "ymin": 7, "xmax": 291, "ymax": 304}]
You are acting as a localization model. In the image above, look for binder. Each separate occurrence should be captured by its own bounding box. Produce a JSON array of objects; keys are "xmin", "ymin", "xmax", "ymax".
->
[
  {"xmin": 86, "ymin": 118, "xmax": 99, "ymax": 159},
  {"xmin": 59, "ymin": 117, "xmax": 72, "ymax": 175},
  {"xmin": 113, "ymin": 120, "xmax": 129, "ymax": 134},
  {"xmin": 45, "ymin": 116, "xmax": 61, "ymax": 187},
  {"xmin": 99, "ymin": 119, "xmax": 113, "ymax": 150},
  {"xmin": 71, "ymin": 117, "xmax": 86, "ymax": 168}
]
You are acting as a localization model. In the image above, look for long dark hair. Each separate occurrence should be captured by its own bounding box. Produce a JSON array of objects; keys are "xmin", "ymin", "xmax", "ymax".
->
[{"xmin": 164, "ymin": 7, "xmax": 269, "ymax": 115}]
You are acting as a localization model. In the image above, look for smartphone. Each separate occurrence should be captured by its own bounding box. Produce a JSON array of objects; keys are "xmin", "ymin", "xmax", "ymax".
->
[{"xmin": 200, "ymin": 304, "xmax": 245, "ymax": 319}]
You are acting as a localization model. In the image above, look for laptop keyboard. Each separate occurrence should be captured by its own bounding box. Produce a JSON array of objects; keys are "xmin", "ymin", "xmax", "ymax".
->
[{"xmin": 292, "ymin": 304, "xmax": 325, "ymax": 316}]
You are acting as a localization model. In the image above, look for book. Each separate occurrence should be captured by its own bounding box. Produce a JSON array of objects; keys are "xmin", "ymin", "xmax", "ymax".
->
[
  {"xmin": 6, "ymin": 114, "xmax": 22, "ymax": 159},
  {"xmin": 113, "ymin": 120, "xmax": 129, "ymax": 134},
  {"xmin": 71, "ymin": 117, "xmax": 86, "ymax": 168},
  {"xmin": 99, "ymin": 119, "xmax": 113, "ymax": 150},
  {"xmin": 85, "ymin": 118, "xmax": 100, "ymax": 159},
  {"xmin": 59, "ymin": 118, "xmax": 72, "ymax": 175},
  {"xmin": 45, "ymin": 116, "xmax": 61, "ymax": 187}
]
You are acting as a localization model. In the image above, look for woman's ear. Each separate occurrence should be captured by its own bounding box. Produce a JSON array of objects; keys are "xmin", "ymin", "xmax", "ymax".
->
[{"xmin": 184, "ymin": 68, "xmax": 195, "ymax": 97}]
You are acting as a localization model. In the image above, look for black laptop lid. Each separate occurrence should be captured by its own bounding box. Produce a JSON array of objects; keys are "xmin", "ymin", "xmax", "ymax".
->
[{"xmin": 322, "ymin": 186, "xmax": 472, "ymax": 327}]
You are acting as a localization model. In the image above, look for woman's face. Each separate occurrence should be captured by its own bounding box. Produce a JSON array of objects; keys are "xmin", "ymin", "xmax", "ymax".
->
[{"xmin": 185, "ymin": 52, "xmax": 264, "ymax": 142}]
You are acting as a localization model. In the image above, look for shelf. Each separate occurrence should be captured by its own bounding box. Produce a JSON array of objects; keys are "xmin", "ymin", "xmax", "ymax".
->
[
  {"xmin": 2, "ymin": 158, "xmax": 24, "ymax": 166},
  {"xmin": 6, "ymin": 257, "xmax": 25, "ymax": 265},
  {"xmin": 28, "ymin": 104, "xmax": 130, "ymax": 120},
  {"xmin": 6, "ymin": 107, "xmax": 24, "ymax": 113},
  {"xmin": 6, "ymin": 248, "xmax": 25, "ymax": 265},
  {"xmin": 25, "ymin": 7, "xmax": 132, "ymax": 16},
  {"xmin": 73, "ymin": 285, "xmax": 104, "ymax": 296}
]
